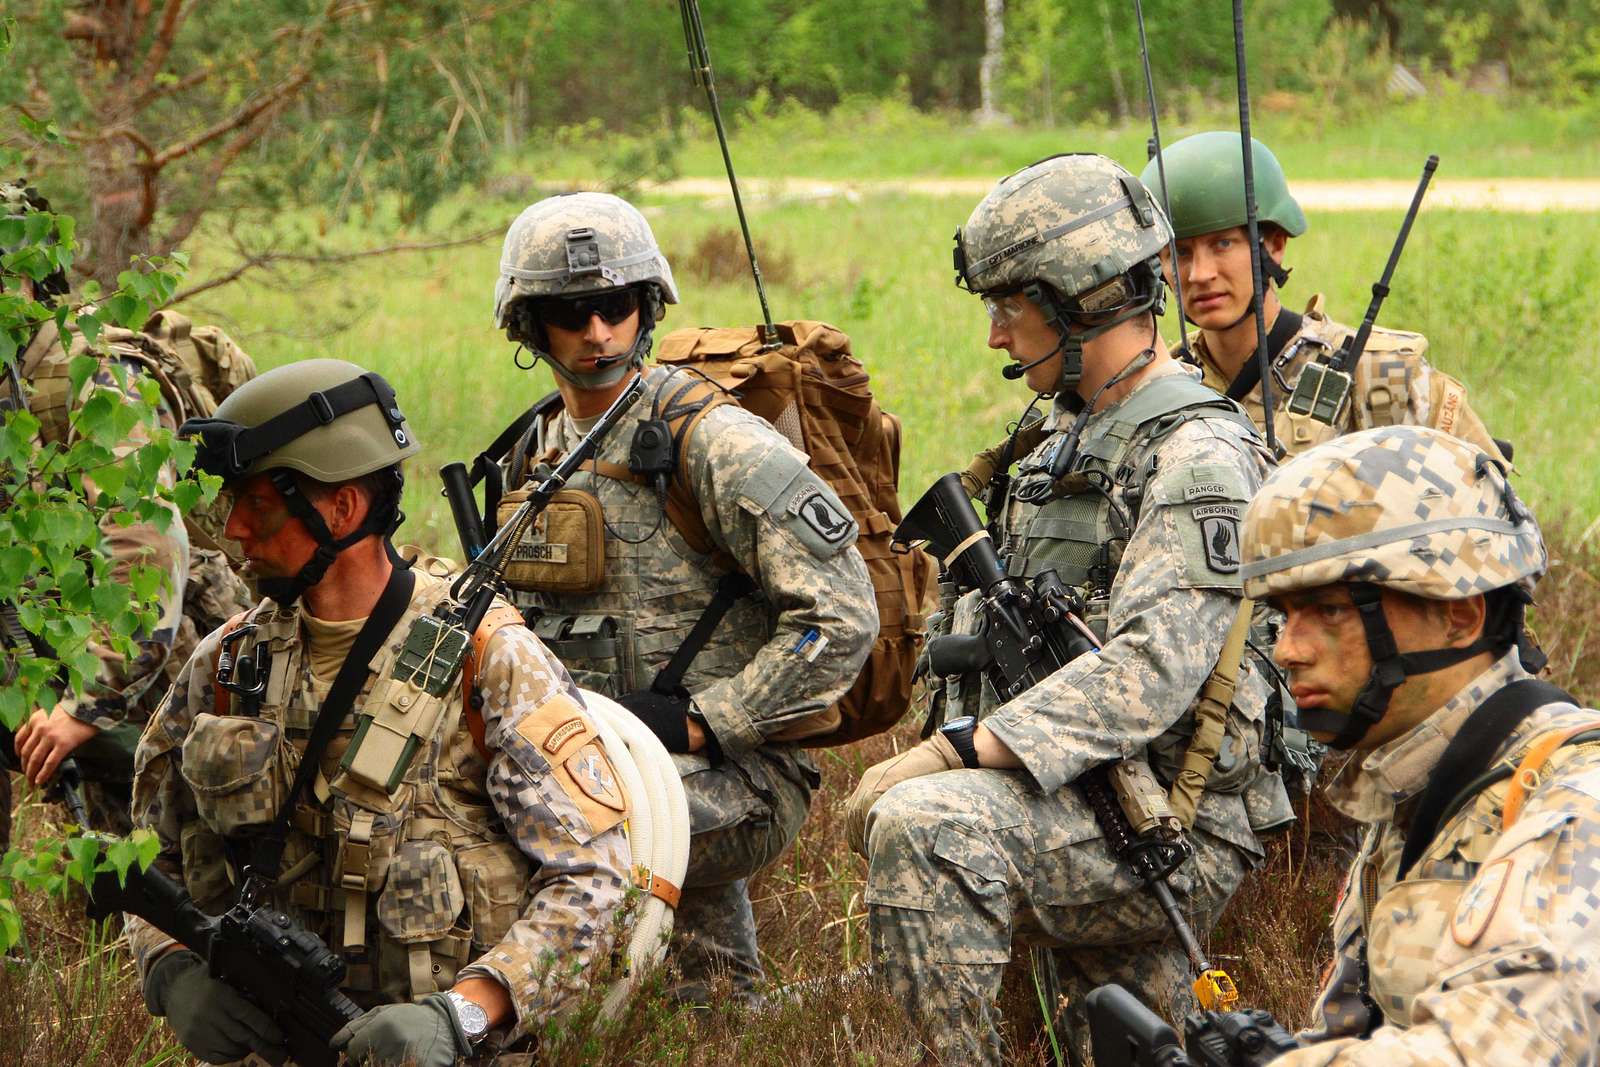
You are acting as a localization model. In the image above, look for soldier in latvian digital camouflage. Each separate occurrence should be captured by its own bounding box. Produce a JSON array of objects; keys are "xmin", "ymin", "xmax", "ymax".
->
[
  {"xmin": 131, "ymin": 359, "xmax": 632, "ymax": 1065},
  {"xmin": 844, "ymin": 154, "xmax": 1291, "ymax": 1065},
  {"xmin": 1, "ymin": 179, "xmax": 254, "ymax": 841},
  {"xmin": 487, "ymin": 192, "xmax": 876, "ymax": 1005},
  {"xmin": 1139, "ymin": 132, "xmax": 1507, "ymax": 462},
  {"xmin": 1236, "ymin": 425, "xmax": 1600, "ymax": 1067}
]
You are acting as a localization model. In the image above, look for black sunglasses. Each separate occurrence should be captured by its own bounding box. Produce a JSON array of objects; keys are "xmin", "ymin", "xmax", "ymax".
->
[{"xmin": 533, "ymin": 288, "xmax": 641, "ymax": 331}]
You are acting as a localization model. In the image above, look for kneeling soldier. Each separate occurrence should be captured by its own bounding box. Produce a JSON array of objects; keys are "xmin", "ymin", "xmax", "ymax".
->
[
  {"xmin": 1237, "ymin": 425, "xmax": 1600, "ymax": 1065},
  {"xmin": 848, "ymin": 154, "xmax": 1288, "ymax": 1065},
  {"xmin": 130, "ymin": 359, "xmax": 631, "ymax": 1065}
]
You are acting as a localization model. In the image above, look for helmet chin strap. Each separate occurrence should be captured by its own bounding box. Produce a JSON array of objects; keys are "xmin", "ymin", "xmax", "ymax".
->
[
  {"xmin": 538, "ymin": 321, "xmax": 655, "ymax": 390},
  {"xmin": 256, "ymin": 469, "xmax": 404, "ymax": 606},
  {"xmin": 1306, "ymin": 582, "xmax": 1510, "ymax": 750}
]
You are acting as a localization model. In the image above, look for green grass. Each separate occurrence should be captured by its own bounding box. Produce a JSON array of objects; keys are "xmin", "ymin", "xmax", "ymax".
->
[
  {"xmin": 511, "ymin": 95, "xmax": 1600, "ymax": 184},
  {"xmin": 200, "ymin": 193, "xmax": 1600, "ymax": 553}
]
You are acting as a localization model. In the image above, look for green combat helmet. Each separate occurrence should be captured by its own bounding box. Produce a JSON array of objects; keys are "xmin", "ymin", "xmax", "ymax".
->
[
  {"xmin": 1240, "ymin": 425, "xmax": 1545, "ymax": 749},
  {"xmin": 180, "ymin": 358, "xmax": 420, "ymax": 603},
  {"xmin": 493, "ymin": 191, "xmax": 679, "ymax": 390},
  {"xmin": 1139, "ymin": 131, "xmax": 1308, "ymax": 243},
  {"xmin": 954, "ymin": 153, "xmax": 1172, "ymax": 394}
]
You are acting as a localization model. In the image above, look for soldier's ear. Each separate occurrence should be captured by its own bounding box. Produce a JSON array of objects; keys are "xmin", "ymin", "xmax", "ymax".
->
[
  {"xmin": 1262, "ymin": 224, "xmax": 1289, "ymax": 265},
  {"xmin": 324, "ymin": 481, "xmax": 373, "ymax": 539},
  {"xmin": 1442, "ymin": 594, "xmax": 1489, "ymax": 649}
]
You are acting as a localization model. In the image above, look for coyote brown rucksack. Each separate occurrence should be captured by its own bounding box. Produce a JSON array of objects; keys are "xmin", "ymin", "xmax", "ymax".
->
[
  {"xmin": 653, "ymin": 320, "xmax": 933, "ymax": 746},
  {"xmin": 20, "ymin": 307, "xmax": 258, "ymax": 549},
  {"xmin": 501, "ymin": 320, "xmax": 932, "ymax": 747}
]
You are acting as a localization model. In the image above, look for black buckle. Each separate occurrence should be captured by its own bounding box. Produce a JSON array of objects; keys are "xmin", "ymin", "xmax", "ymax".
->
[{"xmin": 308, "ymin": 390, "xmax": 336, "ymax": 425}]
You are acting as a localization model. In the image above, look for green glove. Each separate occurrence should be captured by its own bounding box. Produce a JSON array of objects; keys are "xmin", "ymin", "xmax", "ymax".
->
[
  {"xmin": 143, "ymin": 948, "xmax": 287, "ymax": 1064},
  {"xmin": 331, "ymin": 993, "xmax": 470, "ymax": 1067}
]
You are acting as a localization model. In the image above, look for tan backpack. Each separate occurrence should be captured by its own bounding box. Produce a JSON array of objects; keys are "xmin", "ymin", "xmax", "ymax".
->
[
  {"xmin": 21, "ymin": 308, "xmax": 256, "ymax": 441},
  {"xmin": 650, "ymin": 320, "xmax": 934, "ymax": 747}
]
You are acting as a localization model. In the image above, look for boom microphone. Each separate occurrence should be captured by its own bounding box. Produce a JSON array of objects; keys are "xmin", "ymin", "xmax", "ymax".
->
[{"xmin": 1000, "ymin": 337, "xmax": 1066, "ymax": 380}]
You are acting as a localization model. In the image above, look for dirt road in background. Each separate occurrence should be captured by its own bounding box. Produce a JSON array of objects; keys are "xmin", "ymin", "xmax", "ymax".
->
[{"xmin": 642, "ymin": 176, "xmax": 1600, "ymax": 212}]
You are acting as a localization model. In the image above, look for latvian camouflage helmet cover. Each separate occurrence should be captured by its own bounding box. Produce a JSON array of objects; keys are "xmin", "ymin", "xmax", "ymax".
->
[
  {"xmin": 1139, "ymin": 131, "xmax": 1307, "ymax": 241},
  {"xmin": 1241, "ymin": 425, "xmax": 1546, "ymax": 602},
  {"xmin": 954, "ymin": 153, "xmax": 1171, "ymax": 302}
]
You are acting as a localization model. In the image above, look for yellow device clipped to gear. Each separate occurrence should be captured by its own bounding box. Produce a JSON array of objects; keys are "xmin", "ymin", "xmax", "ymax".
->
[{"xmin": 1194, "ymin": 967, "xmax": 1240, "ymax": 1012}]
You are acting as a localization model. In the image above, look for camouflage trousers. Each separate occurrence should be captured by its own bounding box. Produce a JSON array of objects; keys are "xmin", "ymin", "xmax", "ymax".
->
[
  {"xmin": 865, "ymin": 769, "xmax": 1251, "ymax": 1067},
  {"xmin": 668, "ymin": 749, "xmax": 812, "ymax": 1005}
]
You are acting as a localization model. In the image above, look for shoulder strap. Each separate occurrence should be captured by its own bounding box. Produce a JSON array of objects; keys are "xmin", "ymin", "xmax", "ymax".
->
[
  {"xmin": 649, "ymin": 570, "xmax": 759, "ymax": 698},
  {"xmin": 1224, "ymin": 309, "xmax": 1303, "ymax": 401},
  {"xmin": 244, "ymin": 563, "xmax": 416, "ymax": 896},
  {"xmin": 461, "ymin": 603, "xmax": 527, "ymax": 763},
  {"xmin": 504, "ymin": 390, "xmax": 566, "ymax": 494},
  {"xmin": 1501, "ymin": 720, "xmax": 1600, "ymax": 829},
  {"xmin": 1398, "ymin": 678, "xmax": 1575, "ymax": 880}
]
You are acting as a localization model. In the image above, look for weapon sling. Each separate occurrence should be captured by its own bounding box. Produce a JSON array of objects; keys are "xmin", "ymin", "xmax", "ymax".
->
[
  {"xmin": 1223, "ymin": 309, "xmax": 1302, "ymax": 403},
  {"xmin": 1397, "ymin": 678, "xmax": 1575, "ymax": 880},
  {"xmin": 242, "ymin": 561, "xmax": 417, "ymax": 897}
]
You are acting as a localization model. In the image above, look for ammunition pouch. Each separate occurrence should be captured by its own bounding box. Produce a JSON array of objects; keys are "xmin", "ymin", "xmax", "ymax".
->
[
  {"xmin": 527, "ymin": 611, "xmax": 638, "ymax": 697},
  {"xmin": 497, "ymin": 484, "xmax": 606, "ymax": 594}
]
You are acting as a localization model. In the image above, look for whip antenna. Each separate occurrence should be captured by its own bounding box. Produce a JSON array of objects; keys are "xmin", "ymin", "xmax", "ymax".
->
[
  {"xmin": 1230, "ymin": 0, "xmax": 1279, "ymax": 457},
  {"xmin": 680, "ymin": 0, "xmax": 781, "ymax": 350},
  {"xmin": 1132, "ymin": 0, "xmax": 1191, "ymax": 363}
]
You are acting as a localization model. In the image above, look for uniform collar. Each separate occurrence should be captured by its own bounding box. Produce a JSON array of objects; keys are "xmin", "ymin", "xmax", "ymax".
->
[{"xmin": 1327, "ymin": 649, "xmax": 1530, "ymax": 823}]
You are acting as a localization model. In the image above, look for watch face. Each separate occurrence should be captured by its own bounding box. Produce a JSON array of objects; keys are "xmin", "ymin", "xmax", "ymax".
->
[{"xmin": 448, "ymin": 991, "xmax": 490, "ymax": 1039}]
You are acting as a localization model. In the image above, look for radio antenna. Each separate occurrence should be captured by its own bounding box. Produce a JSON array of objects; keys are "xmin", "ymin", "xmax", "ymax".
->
[{"xmin": 679, "ymin": 0, "xmax": 781, "ymax": 350}]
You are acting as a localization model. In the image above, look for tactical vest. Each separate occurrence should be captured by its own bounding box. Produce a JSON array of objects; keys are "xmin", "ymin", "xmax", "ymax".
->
[
  {"xmin": 950, "ymin": 372, "xmax": 1266, "ymax": 797},
  {"xmin": 180, "ymin": 573, "xmax": 533, "ymax": 1007},
  {"xmin": 505, "ymin": 368, "xmax": 774, "ymax": 704}
]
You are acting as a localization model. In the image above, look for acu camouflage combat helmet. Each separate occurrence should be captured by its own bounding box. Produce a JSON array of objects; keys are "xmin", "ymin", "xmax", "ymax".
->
[
  {"xmin": 1240, "ymin": 425, "xmax": 1546, "ymax": 748},
  {"xmin": 1139, "ymin": 131, "xmax": 1308, "ymax": 242},
  {"xmin": 954, "ymin": 153, "xmax": 1172, "ymax": 392},
  {"xmin": 180, "ymin": 359, "xmax": 419, "ymax": 603},
  {"xmin": 494, "ymin": 191, "xmax": 678, "ymax": 389}
]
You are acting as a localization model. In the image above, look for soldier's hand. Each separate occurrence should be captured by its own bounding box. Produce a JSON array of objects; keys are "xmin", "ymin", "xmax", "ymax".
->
[
  {"xmin": 615, "ymin": 687, "xmax": 694, "ymax": 752},
  {"xmin": 844, "ymin": 734, "xmax": 963, "ymax": 857},
  {"xmin": 332, "ymin": 993, "xmax": 471, "ymax": 1067},
  {"xmin": 14, "ymin": 704, "xmax": 98, "ymax": 787},
  {"xmin": 143, "ymin": 948, "xmax": 288, "ymax": 1064}
]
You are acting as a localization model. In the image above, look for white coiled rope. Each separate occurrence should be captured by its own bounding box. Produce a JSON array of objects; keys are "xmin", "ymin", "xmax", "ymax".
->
[{"xmin": 577, "ymin": 689, "xmax": 691, "ymax": 1017}]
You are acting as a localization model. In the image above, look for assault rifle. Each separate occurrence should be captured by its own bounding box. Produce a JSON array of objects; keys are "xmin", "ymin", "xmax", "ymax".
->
[
  {"xmin": 895, "ymin": 474, "xmax": 1239, "ymax": 1010},
  {"xmin": 86, "ymin": 861, "xmax": 360, "ymax": 1067},
  {"xmin": 1087, "ymin": 982, "xmax": 1298, "ymax": 1067},
  {"xmin": 1285, "ymin": 155, "xmax": 1438, "ymax": 426}
]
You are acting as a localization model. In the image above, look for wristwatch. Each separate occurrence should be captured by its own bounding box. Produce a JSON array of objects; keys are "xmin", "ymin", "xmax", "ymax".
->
[
  {"xmin": 445, "ymin": 989, "xmax": 491, "ymax": 1047},
  {"xmin": 939, "ymin": 715, "xmax": 982, "ymax": 769}
]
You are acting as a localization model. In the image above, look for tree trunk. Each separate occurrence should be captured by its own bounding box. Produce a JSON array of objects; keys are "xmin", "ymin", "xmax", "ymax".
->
[
  {"xmin": 977, "ymin": 0, "xmax": 1006, "ymax": 124},
  {"xmin": 1097, "ymin": 0, "xmax": 1129, "ymax": 122}
]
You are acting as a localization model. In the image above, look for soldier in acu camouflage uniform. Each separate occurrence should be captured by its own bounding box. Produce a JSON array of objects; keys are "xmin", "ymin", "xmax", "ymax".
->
[
  {"xmin": 488, "ymin": 192, "xmax": 876, "ymax": 1005},
  {"xmin": 2, "ymin": 179, "xmax": 253, "ymax": 840},
  {"xmin": 844, "ymin": 154, "xmax": 1290, "ymax": 1065},
  {"xmin": 1238, "ymin": 425, "xmax": 1600, "ymax": 1067},
  {"xmin": 131, "ymin": 359, "xmax": 632, "ymax": 1066},
  {"xmin": 1139, "ymin": 133, "xmax": 1507, "ymax": 462}
]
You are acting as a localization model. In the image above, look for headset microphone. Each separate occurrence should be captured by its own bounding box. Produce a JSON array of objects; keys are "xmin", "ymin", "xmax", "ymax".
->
[{"xmin": 1000, "ymin": 337, "xmax": 1067, "ymax": 380}]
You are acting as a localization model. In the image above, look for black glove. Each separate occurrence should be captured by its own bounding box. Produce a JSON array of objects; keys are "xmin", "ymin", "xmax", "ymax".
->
[
  {"xmin": 615, "ymin": 687, "xmax": 693, "ymax": 752},
  {"xmin": 143, "ymin": 948, "xmax": 287, "ymax": 1064}
]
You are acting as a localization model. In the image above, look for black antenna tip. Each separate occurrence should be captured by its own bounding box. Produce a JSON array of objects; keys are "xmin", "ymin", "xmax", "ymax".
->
[{"xmin": 1424, "ymin": 154, "xmax": 1440, "ymax": 172}]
